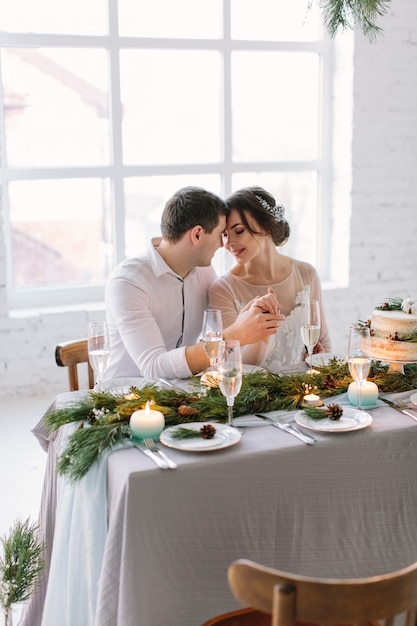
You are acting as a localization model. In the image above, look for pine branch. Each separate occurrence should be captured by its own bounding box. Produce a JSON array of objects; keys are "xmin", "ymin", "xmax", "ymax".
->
[
  {"xmin": 319, "ymin": 0, "xmax": 390, "ymax": 39},
  {"xmin": 0, "ymin": 519, "xmax": 45, "ymax": 613},
  {"xmin": 57, "ymin": 422, "xmax": 131, "ymax": 481}
]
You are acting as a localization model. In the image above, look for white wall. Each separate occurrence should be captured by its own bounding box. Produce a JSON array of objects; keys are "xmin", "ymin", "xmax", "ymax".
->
[{"xmin": 0, "ymin": 0, "xmax": 416, "ymax": 397}]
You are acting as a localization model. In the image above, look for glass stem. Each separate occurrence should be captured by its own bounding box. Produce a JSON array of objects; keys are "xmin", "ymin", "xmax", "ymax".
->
[
  {"xmin": 227, "ymin": 398, "xmax": 234, "ymax": 426},
  {"xmin": 357, "ymin": 380, "xmax": 363, "ymax": 410}
]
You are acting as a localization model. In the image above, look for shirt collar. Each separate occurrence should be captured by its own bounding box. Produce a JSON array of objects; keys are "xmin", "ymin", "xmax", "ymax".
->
[{"xmin": 149, "ymin": 237, "xmax": 196, "ymax": 280}]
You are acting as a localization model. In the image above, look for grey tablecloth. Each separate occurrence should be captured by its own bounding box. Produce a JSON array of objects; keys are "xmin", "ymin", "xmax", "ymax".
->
[{"xmin": 19, "ymin": 391, "xmax": 417, "ymax": 626}]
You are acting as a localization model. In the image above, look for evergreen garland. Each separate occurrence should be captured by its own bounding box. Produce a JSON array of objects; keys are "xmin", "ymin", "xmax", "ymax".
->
[{"xmin": 46, "ymin": 359, "xmax": 417, "ymax": 482}]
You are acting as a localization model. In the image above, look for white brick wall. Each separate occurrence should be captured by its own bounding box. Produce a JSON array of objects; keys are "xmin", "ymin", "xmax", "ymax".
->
[{"xmin": 1, "ymin": 0, "xmax": 416, "ymax": 396}]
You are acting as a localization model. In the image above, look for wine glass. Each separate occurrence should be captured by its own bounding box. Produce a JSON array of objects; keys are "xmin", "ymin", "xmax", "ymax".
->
[
  {"xmin": 217, "ymin": 339, "xmax": 243, "ymax": 427},
  {"xmin": 301, "ymin": 300, "xmax": 321, "ymax": 374},
  {"xmin": 88, "ymin": 321, "xmax": 110, "ymax": 390},
  {"xmin": 201, "ymin": 309, "xmax": 223, "ymax": 372},
  {"xmin": 347, "ymin": 324, "xmax": 372, "ymax": 411}
]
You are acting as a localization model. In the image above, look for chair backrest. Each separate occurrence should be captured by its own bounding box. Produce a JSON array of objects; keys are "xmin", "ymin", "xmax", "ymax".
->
[
  {"xmin": 55, "ymin": 339, "xmax": 94, "ymax": 391},
  {"xmin": 228, "ymin": 559, "xmax": 417, "ymax": 626}
]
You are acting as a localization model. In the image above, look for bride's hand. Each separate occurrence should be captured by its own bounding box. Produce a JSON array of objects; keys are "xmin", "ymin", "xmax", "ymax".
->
[{"xmin": 251, "ymin": 287, "xmax": 282, "ymax": 316}]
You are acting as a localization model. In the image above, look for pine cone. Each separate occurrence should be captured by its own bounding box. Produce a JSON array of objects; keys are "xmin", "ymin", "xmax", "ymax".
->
[
  {"xmin": 322, "ymin": 374, "xmax": 337, "ymax": 389},
  {"xmin": 200, "ymin": 424, "xmax": 216, "ymax": 439},
  {"xmin": 178, "ymin": 404, "xmax": 200, "ymax": 417},
  {"xmin": 326, "ymin": 403, "xmax": 343, "ymax": 420}
]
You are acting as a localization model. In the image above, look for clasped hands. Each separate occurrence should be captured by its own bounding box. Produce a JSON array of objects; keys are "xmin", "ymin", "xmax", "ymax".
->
[{"xmin": 236, "ymin": 287, "xmax": 284, "ymax": 345}]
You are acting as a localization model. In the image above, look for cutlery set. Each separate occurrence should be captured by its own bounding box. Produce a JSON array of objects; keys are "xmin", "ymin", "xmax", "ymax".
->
[
  {"xmin": 255, "ymin": 414, "xmax": 316, "ymax": 444},
  {"xmin": 132, "ymin": 437, "xmax": 178, "ymax": 470},
  {"xmin": 380, "ymin": 397, "xmax": 417, "ymax": 422}
]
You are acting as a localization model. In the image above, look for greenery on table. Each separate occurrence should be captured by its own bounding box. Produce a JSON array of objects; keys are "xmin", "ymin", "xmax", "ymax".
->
[
  {"xmin": 0, "ymin": 519, "xmax": 44, "ymax": 626},
  {"xmin": 317, "ymin": 0, "xmax": 390, "ymax": 39},
  {"xmin": 46, "ymin": 358, "xmax": 417, "ymax": 482}
]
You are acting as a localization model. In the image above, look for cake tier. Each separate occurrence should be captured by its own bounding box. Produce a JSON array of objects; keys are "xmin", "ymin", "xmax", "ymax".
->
[
  {"xmin": 371, "ymin": 309, "xmax": 417, "ymax": 340},
  {"xmin": 370, "ymin": 337, "xmax": 417, "ymax": 362}
]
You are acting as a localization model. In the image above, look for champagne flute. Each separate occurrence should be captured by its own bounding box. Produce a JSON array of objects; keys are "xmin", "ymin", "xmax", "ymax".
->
[
  {"xmin": 201, "ymin": 309, "xmax": 223, "ymax": 373},
  {"xmin": 347, "ymin": 324, "xmax": 372, "ymax": 411},
  {"xmin": 88, "ymin": 321, "xmax": 110, "ymax": 390},
  {"xmin": 217, "ymin": 339, "xmax": 243, "ymax": 427},
  {"xmin": 301, "ymin": 300, "xmax": 321, "ymax": 374}
]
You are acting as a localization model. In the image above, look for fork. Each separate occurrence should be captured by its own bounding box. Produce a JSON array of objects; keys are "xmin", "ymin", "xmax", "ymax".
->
[
  {"xmin": 143, "ymin": 438, "xmax": 178, "ymax": 469},
  {"xmin": 272, "ymin": 415, "xmax": 316, "ymax": 444}
]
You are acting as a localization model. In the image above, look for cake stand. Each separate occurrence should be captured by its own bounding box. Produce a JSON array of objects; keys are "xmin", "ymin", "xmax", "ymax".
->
[{"xmin": 370, "ymin": 354, "xmax": 417, "ymax": 375}]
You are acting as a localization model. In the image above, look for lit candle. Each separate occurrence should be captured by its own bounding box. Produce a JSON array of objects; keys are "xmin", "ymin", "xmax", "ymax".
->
[
  {"xmin": 347, "ymin": 380, "xmax": 378, "ymax": 407},
  {"xmin": 303, "ymin": 393, "xmax": 321, "ymax": 406},
  {"xmin": 130, "ymin": 401, "xmax": 165, "ymax": 439}
]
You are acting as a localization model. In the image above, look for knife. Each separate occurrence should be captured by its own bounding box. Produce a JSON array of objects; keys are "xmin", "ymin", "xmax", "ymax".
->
[
  {"xmin": 255, "ymin": 414, "xmax": 316, "ymax": 444},
  {"xmin": 380, "ymin": 398, "xmax": 417, "ymax": 422}
]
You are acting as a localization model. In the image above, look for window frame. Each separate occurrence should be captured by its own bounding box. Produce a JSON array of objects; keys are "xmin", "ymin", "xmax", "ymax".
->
[{"xmin": 0, "ymin": 7, "xmax": 336, "ymax": 310}]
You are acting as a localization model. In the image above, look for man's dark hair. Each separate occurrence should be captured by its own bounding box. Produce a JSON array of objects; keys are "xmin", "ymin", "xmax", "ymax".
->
[{"xmin": 161, "ymin": 186, "xmax": 228, "ymax": 242}]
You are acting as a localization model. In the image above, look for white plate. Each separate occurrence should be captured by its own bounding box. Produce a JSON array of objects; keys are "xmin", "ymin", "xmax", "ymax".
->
[
  {"xmin": 410, "ymin": 393, "xmax": 417, "ymax": 407},
  {"xmin": 306, "ymin": 353, "xmax": 346, "ymax": 366},
  {"xmin": 294, "ymin": 406, "xmax": 372, "ymax": 433},
  {"xmin": 100, "ymin": 378, "xmax": 145, "ymax": 394},
  {"xmin": 160, "ymin": 422, "xmax": 241, "ymax": 451}
]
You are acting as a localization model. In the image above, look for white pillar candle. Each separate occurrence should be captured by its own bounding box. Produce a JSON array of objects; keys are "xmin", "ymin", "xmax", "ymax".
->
[
  {"xmin": 130, "ymin": 401, "xmax": 165, "ymax": 439},
  {"xmin": 347, "ymin": 380, "xmax": 378, "ymax": 407}
]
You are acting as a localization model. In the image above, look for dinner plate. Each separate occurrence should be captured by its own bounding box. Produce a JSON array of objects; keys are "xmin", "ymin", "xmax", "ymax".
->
[
  {"xmin": 409, "ymin": 393, "xmax": 417, "ymax": 407},
  {"xmin": 160, "ymin": 422, "xmax": 241, "ymax": 451},
  {"xmin": 100, "ymin": 378, "xmax": 145, "ymax": 394},
  {"xmin": 306, "ymin": 353, "xmax": 346, "ymax": 366},
  {"xmin": 294, "ymin": 406, "xmax": 372, "ymax": 433}
]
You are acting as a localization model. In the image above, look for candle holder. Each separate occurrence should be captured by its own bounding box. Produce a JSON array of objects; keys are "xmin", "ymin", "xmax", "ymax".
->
[
  {"xmin": 301, "ymin": 383, "xmax": 324, "ymax": 408},
  {"xmin": 130, "ymin": 401, "xmax": 165, "ymax": 439}
]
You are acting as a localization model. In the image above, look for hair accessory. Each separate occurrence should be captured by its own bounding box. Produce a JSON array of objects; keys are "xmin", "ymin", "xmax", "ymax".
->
[{"xmin": 255, "ymin": 195, "xmax": 285, "ymax": 222}]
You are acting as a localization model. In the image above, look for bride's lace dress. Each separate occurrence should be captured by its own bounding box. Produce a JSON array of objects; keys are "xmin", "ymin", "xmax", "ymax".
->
[
  {"xmin": 209, "ymin": 259, "xmax": 332, "ymax": 371},
  {"xmin": 261, "ymin": 286, "xmax": 309, "ymax": 372}
]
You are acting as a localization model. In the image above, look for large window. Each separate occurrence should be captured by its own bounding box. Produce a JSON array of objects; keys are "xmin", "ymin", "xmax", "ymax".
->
[{"xmin": 0, "ymin": 0, "xmax": 340, "ymax": 309}]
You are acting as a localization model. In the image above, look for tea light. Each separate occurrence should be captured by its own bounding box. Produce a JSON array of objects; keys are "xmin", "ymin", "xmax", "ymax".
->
[
  {"xmin": 347, "ymin": 380, "xmax": 378, "ymax": 407},
  {"xmin": 303, "ymin": 393, "xmax": 322, "ymax": 406},
  {"xmin": 130, "ymin": 401, "xmax": 165, "ymax": 439}
]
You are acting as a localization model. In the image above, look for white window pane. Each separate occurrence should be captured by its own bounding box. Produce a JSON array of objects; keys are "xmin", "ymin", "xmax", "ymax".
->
[
  {"xmin": 1, "ymin": 0, "xmax": 107, "ymax": 35},
  {"xmin": 124, "ymin": 175, "xmax": 221, "ymax": 258},
  {"xmin": 120, "ymin": 50, "xmax": 222, "ymax": 165},
  {"xmin": 1, "ymin": 48, "xmax": 109, "ymax": 167},
  {"xmin": 9, "ymin": 179, "xmax": 112, "ymax": 288},
  {"xmin": 231, "ymin": 0, "xmax": 321, "ymax": 41},
  {"xmin": 231, "ymin": 171, "xmax": 319, "ymax": 266},
  {"xmin": 118, "ymin": 0, "xmax": 222, "ymax": 38},
  {"xmin": 232, "ymin": 52, "xmax": 320, "ymax": 161}
]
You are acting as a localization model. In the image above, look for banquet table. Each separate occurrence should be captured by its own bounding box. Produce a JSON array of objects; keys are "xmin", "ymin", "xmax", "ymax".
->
[{"xmin": 19, "ymin": 385, "xmax": 417, "ymax": 626}]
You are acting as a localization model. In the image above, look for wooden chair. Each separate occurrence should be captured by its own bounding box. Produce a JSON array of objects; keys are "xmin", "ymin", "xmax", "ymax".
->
[
  {"xmin": 201, "ymin": 606, "xmax": 271, "ymax": 625},
  {"xmin": 223, "ymin": 558, "xmax": 417, "ymax": 626},
  {"xmin": 55, "ymin": 339, "xmax": 94, "ymax": 391}
]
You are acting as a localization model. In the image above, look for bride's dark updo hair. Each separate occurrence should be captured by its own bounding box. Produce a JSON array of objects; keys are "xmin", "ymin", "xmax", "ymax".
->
[{"xmin": 225, "ymin": 186, "xmax": 290, "ymax": 246}]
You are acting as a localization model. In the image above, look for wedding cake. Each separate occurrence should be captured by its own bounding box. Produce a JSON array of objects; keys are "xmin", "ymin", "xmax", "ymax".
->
[{"xmin": 369, "ymin": 297, "xmax": 417, "ymax": 362}]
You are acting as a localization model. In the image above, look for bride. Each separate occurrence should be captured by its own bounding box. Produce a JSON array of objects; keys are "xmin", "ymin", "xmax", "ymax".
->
[{"xmin": 209, "ymin": 186, "xmax": 331, "ymax": 371}]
